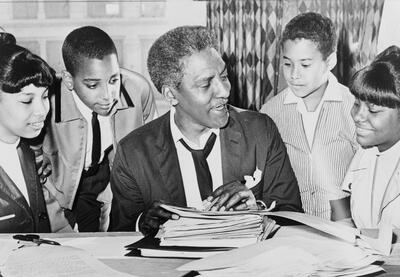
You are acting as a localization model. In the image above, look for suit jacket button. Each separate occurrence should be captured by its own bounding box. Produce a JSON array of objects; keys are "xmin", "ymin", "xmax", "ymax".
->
[{"xmin": 39, "ymin": 212, "xmax": 48, "ymax": 221}]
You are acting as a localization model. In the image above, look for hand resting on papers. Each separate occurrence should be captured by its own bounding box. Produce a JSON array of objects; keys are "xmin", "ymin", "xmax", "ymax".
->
[
  {"xmin": 139, "ymin": 201, "xmax": 180, "ymax": 236},
  {"xmin": 203, "ymin": 180, "xmax": 257, "ymax": 211},
  {"xmin": 140, "ymin": 181, "xmax": 257, "ymax": 236}
]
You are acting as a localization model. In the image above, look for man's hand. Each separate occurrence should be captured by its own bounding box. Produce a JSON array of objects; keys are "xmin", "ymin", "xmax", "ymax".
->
[
  {"xmin": 206, "ymin": 180, "xmax": 257, "ymax": 211},
  {"xmin": 139, "ymin": 201, "xmax": 179, "ymax": 236}
]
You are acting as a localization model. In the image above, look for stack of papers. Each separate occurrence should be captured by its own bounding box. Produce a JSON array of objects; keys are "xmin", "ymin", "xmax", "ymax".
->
[
  {"xmin": 125, "ymin": 236, "xmax": 232, "ymax": 258},
  {"xmin": 157, "ymin": 204, "xmax": 277, "ymax": 248}
]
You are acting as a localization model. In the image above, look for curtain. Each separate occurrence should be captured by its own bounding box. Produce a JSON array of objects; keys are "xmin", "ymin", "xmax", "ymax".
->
[{"xmin": 207, "ymin": 0, "xmax": 385, "ymax": 110}]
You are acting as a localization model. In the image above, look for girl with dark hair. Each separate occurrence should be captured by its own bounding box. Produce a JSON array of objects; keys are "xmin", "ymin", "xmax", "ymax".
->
[
  {"xmin": 333, "ymin": 46, "xmax": 400, "ymax": 228},
  {"xmin": 0, "ymin": 36, "xmax": 55, "ymax": 232}
]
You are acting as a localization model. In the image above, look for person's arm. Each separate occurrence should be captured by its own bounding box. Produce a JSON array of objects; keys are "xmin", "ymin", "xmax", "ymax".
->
[
  {"xmin": 109, "ymin": 143, "xmax": 178, "ymax": 234},
  {"xmin": 140, "ymin": 80, "xmax": 158, "ymax": 124},
  {"xmin": 109, "ymin": 144, "xmax": 145, "ymax": 231},
  {"xmin": 259, "ymin": 118, "xmax": 303, "ymax": 212},
  {"xmin": 120, "ymin": 68, "xmax": 158, "ymax": 123},
  {"xmin": 42, "ymin": 182, "xmax": 74, "ymax": 233},
  {"xmin": 330, "ymin": 197, "xmax": 355, "ymax": 227}
]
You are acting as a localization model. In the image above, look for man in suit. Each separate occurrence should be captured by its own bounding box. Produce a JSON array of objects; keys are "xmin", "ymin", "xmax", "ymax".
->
[
  {"xmin": 41, "ymin": 26, "xmax": 157, "ymax": 232},
  {"xmin": 110, "ymin": 26, "xmax": 302, "ymax": 235}
]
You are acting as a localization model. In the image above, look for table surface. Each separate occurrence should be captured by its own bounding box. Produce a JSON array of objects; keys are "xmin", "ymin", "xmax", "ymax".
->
[{"xmin": 1, "ymin": 229, "xmax": 400, "ymax": 277}]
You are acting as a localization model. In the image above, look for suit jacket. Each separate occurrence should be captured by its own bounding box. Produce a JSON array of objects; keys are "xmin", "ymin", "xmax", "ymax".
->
[
  {"xmin": 42, "ymin": 69, "xmax": 158, "ymax": 232},
  {"xmin": 0, "ymin": 140, "xmax": 50, "ymax": 233},
  {"xmin": 110, "ymin": 106, "xmax": 303, "ymax": 231}
]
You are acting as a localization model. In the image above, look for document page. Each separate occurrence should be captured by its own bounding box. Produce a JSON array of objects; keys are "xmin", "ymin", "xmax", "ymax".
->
[{"xmin": 2, "ymin": 244, "xmax": 136, "ymax": 277}]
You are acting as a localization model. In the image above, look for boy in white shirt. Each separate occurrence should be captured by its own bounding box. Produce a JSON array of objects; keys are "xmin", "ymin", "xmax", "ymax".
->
[{"xmin": 260, "ymin": 12, "xmax": 357, "ymax": 219}]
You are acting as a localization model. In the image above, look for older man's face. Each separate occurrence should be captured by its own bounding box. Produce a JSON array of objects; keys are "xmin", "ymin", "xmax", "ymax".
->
[{"xmin": 174, "ymin": 47, "xmax": 230, "ymax": 135}]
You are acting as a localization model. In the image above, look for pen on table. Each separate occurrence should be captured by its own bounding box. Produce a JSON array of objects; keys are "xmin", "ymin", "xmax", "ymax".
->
[{"xmin": 13, "ymin": 234, "xmax": 61, "ymax": 246}]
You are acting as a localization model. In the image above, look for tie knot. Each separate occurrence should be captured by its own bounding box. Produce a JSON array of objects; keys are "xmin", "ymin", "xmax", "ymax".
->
[
  {"xmin": 92, "ymin": 111, "xmax": 98, "ymax": 119},
  {"xmin": 180, "ymin": 133, "xmax": 216, "ymax": 158}
]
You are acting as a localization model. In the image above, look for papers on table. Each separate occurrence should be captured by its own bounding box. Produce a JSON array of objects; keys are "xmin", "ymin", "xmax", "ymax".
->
[
  {"xmin": 0, "ymin": 239, "xmax": 17, "ymax": 267},
  {"xmin": 265, "ymin": 211, "xmax": 393, "ymax": 255},
  {"xmin": 178, "ymin": 227, "xmax": 385, "ymax": 277},
  {"xmin": 60, "ymin": 236, "xmax": 140, "ymax": 259},
  {"xmin": 1, "ymin": 244, "xmax": 136, "ymax": 277}
]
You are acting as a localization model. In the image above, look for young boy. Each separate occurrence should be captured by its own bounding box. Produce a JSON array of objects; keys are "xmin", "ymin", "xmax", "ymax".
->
[
  {"xmin": 260, "ymin": 12, "xmax": 357, "ymax": 220},
  {"xmin": 42, "ymin": 26, "xmax": 158, "ymax": 232}
]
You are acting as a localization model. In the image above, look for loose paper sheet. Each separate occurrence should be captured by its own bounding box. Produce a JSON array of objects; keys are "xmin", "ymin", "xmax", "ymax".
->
[{"xmin": 2, "ymin": 244, "xmax": 136, "ymax": 277}]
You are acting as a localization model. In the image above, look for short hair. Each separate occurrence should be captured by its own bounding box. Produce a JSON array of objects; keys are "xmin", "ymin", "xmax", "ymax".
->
[
  {"xmin": 147, "ymin": 25, "xmax": 218, "ymax": 92},
  {"xmin": 0, "ymin": 32, "xmax": 16, "ymax": 46},
  {"xmin": 282, "ymin": 12, "xmax": 336, "ymax": 59},
  {"xmin": 350, "ymin": 46, "xmax": 400, "ymax": 108},
  {"xmin": 62, "ymin": 26, "xmax": 117, "ymax": 75},
  {"xmin": 0, "ymin": 44, "xmax": 54, "ymax": 94}
]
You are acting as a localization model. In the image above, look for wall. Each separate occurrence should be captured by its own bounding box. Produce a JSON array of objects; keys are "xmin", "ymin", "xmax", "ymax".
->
[{"xmin": 377, "ymin": 0, "xmax": 400, "ymax": 53}]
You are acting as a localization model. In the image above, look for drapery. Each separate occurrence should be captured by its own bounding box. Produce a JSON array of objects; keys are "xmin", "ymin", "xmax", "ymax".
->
[{"xmin": 207, "ymin": 0, "xmax": 385, "ymax": 110}]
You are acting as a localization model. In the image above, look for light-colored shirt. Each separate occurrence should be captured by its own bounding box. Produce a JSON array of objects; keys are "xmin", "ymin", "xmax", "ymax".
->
[
  {"xmin": 0, "ymin": 138, "xmax": 30, "ymax": 205},
  {"xmin": 170, "ymin": 107, "xmax": 223, "ymax": 209},
  {"xmin": 72, "ymin": 93, "xmax": 113, "ymax": 169},
  {"xmin": 261, "ymin": 73, "xmax": 357, "ymax": 219},
  {"xmin": 342, "ymin": 140, "xmax": 400, "ymax": 228},
  {"xmin": 285, "ymin": 88, "xmax": 326, "ymax": 148}
]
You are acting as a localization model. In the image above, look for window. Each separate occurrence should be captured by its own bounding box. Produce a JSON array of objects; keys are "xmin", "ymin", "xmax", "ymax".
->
[
  {"xmin": 46, "ymin": 40, "xmax": 64, "ymax": 72},
  {"xmin": 140, "ymin": 1, "xmax": 166, "ymax": 17},
  {"xmin": 87, "ymin": 1, "xmax": 121, "ymax": 18},
  {"xmin": 19, "ymin": 41, "xmax": 41, "ymax": 56},
  {"xmin": 45, "ymin": 1, "xmax": 69, "ymax": 19},
  {"xmin": 13, "ymin": 1, "xmax": 38, "ymax": 19}
]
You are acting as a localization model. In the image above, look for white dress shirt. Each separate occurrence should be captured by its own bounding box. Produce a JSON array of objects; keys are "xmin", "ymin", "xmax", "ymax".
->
[
  {"xmin": 72, "ymin": 93, "xmax": 113, "ymax": 169},
  {"xmin": 0, "ymin": 138, "xmax": 30, "ymax": 205},
  {"xmin": 170, "ymin": 107, "xmax": 223, "ymax": 209}
]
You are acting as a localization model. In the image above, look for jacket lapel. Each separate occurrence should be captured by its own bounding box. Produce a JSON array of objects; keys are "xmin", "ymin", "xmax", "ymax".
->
[
  {"xmin": 379, "ymin": 158, "xmax": 400, "ymax": 221},
  {"xmin": 220, "ymin": 111, "xmax": 242, "ymax": 184},
  {"xmin": 155, "ymin": 112, "xmax": 187, "ymax": 206},
  {"xmin": 0, "ymin": 166, "xmax": 31, "ymax": 218}
]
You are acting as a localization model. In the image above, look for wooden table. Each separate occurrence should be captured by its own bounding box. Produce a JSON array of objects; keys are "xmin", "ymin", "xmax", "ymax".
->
[{"xmin": 2, "ymin": 229, "xmax": 400, "ymax": 277}]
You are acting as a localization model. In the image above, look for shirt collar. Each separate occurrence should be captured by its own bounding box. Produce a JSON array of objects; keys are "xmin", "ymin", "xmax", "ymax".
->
[
  {"xmin": 72, "ymin": 91, "xmax": 93, "ymax": 121},
  {"xmin": 377, "ymin": 138, "xmax": 400, "ymax": 157},
  {"xmin": 72, "ymin": 91, "xmax": 112, "ymax": 121},
  {"xmin": 284, "ymin": 72, "xmax": 343, "ymax": 105},
  {"xmin": 170, "ymin": 106, "xmax": 219, "ymax": 149}
]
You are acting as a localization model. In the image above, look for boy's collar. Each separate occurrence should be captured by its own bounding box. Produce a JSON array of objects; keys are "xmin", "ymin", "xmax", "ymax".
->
[{"xmin": 284, "ymin": 72, "xmax": 342, "ymax": 105}]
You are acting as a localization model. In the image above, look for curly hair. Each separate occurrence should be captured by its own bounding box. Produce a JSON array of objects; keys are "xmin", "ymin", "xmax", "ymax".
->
[
  {"xmin": 350, "ymin": 45, "xmax": 400, "ymax": 109},
  {"xmin": 282, "ymin": 12, "xmax": 336, "ymax": 59},
  {"xmin": 147, "ymin": 25, "xmax": 218, "ymax": 92},
  {"xmin": 62, "ymin": 26, "xmax": 117, "ymax": 75}
]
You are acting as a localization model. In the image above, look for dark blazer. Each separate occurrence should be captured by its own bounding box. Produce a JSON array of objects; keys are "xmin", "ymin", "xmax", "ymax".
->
[
  {"xmin": 110, "ymin": 106, "xmax": 302, "ymax": 231},
  {"xmin": 0, "ymin": 140, "xmax": 50, "ymax": 233}
]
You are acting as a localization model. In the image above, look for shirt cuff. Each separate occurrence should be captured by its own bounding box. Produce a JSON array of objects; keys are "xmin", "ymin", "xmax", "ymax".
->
[
  {"xmin": 135, "ymin": 212, "xmax": 143, "ymax": 232},
  {"xmin": 256, "ymin": 200, "xmax": 267, "ymax": 210}
]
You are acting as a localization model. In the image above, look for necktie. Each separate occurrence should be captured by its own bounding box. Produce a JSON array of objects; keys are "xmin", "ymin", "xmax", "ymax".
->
[
  {"xmin": 180, "ymin": 133, "xmax": 217, "ymax": 200},
  {"xmin": 91, "ymin": 112, "xmax": 101, "ymax": 167}
]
